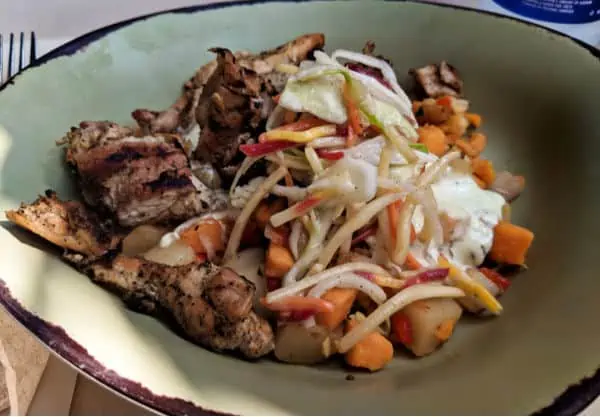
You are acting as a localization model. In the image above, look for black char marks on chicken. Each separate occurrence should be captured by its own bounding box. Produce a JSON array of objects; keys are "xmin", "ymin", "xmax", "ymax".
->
[
  {"xmin": 193, "ymin": 48, "xmax": 263, "ymax": 181},
  {"xmin": 4, "ymin": 190, "xmax": 121, "ymax": 262},
  {"xmin": 5, "ymin": 193, "xmax": 273, "ymax": 359},
  {"xmin": 189, "ymin": 34, "xmax": 325, "ymax": 182},
  {"xmin": 89, "ymin": 256, "xmax": 274, "ymax": 358},
  {"xmin": 411, "ymin": 61, "xmax": 464, "ymax": 98},
  {"xmin": 132, "ymin": 33, "xmax": 325, "ymax": 139},
  {"xmin": 58, "ymin": 121, "xmax": 226, "ymax": 227}
]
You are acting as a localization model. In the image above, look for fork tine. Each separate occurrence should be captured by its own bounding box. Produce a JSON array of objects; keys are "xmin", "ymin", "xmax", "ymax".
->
[
  {"xmin": 29, "ymin": 31, "xmax": 36, "ymax": 65},
  {"xmin": 18, "ymin": 32, "xmax": 24, "ymax": 72},
  {"xmin": 7, "ymin": 33, "xmax": 14, "ymax": 79},
  {"xmin": 0, "ymin": 34, "xmax": 4, "ymax": 84}
]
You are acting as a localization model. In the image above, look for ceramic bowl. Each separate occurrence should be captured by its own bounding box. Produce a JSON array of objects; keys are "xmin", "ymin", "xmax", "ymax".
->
[{"xmin": 0, "ymin": 1, "xmax": 598, "ymax": 414}]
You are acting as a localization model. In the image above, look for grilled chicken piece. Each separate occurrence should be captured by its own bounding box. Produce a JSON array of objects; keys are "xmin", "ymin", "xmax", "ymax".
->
[
  {"xmin": 89, "ymin": 256, "xmax": 274, "ymax": 358},
  {"xmin": 58, "ymin": 121, "xmax": 227, "ymax": 227},
  {"xmin": 5, "ymin": 190, "xmax": 120, "ymax": 258},
  {"xmin": 193, "ymin": 48, "xmax": 263, "ymax": 178},
  {"xmin": 411, "ymin": 61, "xmax": 463, "ymax": 98},
  {"xmin": 193, "ymin": 34, "xmax": 325, "ymax": 181},
  {"xmin": 132, "ymin": 33, "xmax": 325, "ymax": 137}
]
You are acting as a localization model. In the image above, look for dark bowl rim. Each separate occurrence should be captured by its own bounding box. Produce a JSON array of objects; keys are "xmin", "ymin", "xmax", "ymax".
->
[{"xmin": 0, "ymin": 0, "xmax": 598, "ymax": 415}]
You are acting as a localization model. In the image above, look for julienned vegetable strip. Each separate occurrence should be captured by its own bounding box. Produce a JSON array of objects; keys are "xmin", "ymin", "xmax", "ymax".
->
[
  {"xmin": 262, "ymin": 125, "xmax": 338, "ymax": 144},
  {"xmin": 337, "ymin": 284, "xmax": 465, "ymax": 353},
  {"xmin": 267, "ymin": 262, "xmax": 391, "ymax": 303},
  {"xmin": 387, "ymin": 200, "xmax": 401, "ymax": 249},
  {"xmin": 240, "ymin": 141, "xmax": 297, "ymax": 157},
  {"xmin": 305, "ymin": 146, "xmax": 324, "ymax": 174},
  {"xmin": 316, "ymin": 149, "xmax": 345, "ymax": 161},
  {"xmin": 404, "ymin": 252, "xmax": 422, "ymax": 270},
  {"xmin": 270, "ymin": 192, "xmax": 329, "ymax": 228},
  {"xmin": 224, "ymin": 166, "xmax": 288, "ymax": 262},
  {"xmin": 438, "ymin": 256, "xmax": 503, "ymax": 314},
  {"xmin": 383, "ymin": 126, "xmax": 418, "ymax": 164},
  {"xmin": 264, "ymin": 117, "xmax": 328, "ymax": 138},
  {"xmin": 351, "ymin": 224, "xmax": 377, "ymax": 245},
  {"xmin": 416, "ymin": 151, "xmax": 461, "ymax": 188},
  {"xmin": 376, "ymin": 145, "xmax": 393, "ymax": 254},
  {"xmin": 261, "ymin": 296, "xmax": 334, "ymax": 313},
  {"xmin": 317, "ymin": 193, "xmax": 404, "ymax": 268},
  {"xmin": 281, "ymin": 210, "xmax": 335, "ymax": 287},
  {"xmin": 479, "ymin": 267, "xmax": 511, "ymax": 291},
  {"xmin": 391, "ymin": 201, "xmax": 416, "ymax": 265},
  {"xmin": 342, "ymin": 81, "xmax": 364, "ymax": 136},
  {"xmin": 401, "ymin": 268, "xmax": 449, "ymax": 288}
]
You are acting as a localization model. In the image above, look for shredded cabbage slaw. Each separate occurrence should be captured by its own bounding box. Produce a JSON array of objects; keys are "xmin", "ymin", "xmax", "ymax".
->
[{"xmin": 158, "ymin": 46, "xmax": 530, "ymax": 369}]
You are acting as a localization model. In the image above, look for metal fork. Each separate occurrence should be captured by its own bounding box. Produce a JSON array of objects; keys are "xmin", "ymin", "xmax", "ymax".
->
[{"xmin": 0, "ymin": 31, "xmax": 37, "ymax": 85}]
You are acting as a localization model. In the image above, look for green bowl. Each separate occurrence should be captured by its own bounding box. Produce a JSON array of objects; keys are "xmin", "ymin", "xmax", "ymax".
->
[{"xmin": 0, "ymin": 1, "xmax": 598, "ymax": 414}]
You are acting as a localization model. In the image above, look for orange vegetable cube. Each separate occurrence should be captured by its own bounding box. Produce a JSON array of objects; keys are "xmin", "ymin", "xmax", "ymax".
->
[
  {"xmin": 315, "ymin": 288, "xmax": 357, "ymax": 330},
  {"xmin": 180, "ymin": 219, "xmax": 224, "ymax": 254},
  {"xmin": 265, "ymin": 242, "xmax": 295, "ymax": 278},
  {"xmin": 472, "ymin": 158, "xmax": 496, "ymax": 187},
  {"xmin": 470, "ymin": 133, "xmax": 487, "ymax": 155},
  {"xmin": 418, "ymin": 125, "xmax": 448, "ymax": 157},
  {"xmin": 344, "ymin": 319, "xmax": 394, "ymax": 372},
  {"xmin": 455, "ymin": 138, "xmax": 478, "ymax": 158},
  {"xmin": 490, "ymin": 221, "xmax": 534, "ymax": 265},
  {"xmin": 465, "ymin": 113, "xmax": 483, "ymax": 128}
]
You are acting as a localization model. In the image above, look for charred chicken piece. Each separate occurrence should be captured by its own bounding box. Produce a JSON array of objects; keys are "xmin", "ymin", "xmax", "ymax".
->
[
  {"xmin": 132, "ymin": 34, "xmax": 324, "ymax": 184},
  {"xmin": 6, "ymin": 194, "xmax": 272, "ymax": 358},
  {"xmin": 132, "ymin": 33, "xmax": 325, "ymax": 137},
  {"xmin": 193, "ymin": 48, "xmax": 263, "ymax": 178},
  {"xmin": 131, "ymin": 50, "xmax": 252, "ymax": 136},
  {"xmin": 193, "ymin": 35, "xmax": 326, "ymax": 182},
  {"xmin": 58, "ymin": 121, "xmax": 227, "ymax": 227},
  {"xmin": 5, "ymin": 190, "xmax": 120, "ymax": 259},
  {"xmin": 411, "ymin": 61, "xmax": 463, "ymax": 98},
  {"xmin": 89, "ymin": 256, "xmax": 274, "ymax": 358}
]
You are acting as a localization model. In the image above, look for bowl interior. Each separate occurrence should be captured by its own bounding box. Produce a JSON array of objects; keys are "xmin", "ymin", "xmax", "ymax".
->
[{"xmin": 0, "ymin": 1, "xmax": 599, "ymax": 414}]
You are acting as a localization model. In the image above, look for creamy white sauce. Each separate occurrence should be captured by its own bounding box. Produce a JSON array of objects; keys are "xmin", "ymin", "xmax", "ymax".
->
[
  {"xmin": 410, "ymin": 172, "xmax": 504, "ymax": 269},
  {"xmin": 434, "ymin": 173, "xmax": 504, "ymax": 268}
]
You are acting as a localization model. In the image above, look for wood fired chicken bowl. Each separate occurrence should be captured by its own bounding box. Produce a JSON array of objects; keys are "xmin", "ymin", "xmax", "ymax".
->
[{"xmin": 0, "ymin": 1, "xmax": 599, "ymax": 415}]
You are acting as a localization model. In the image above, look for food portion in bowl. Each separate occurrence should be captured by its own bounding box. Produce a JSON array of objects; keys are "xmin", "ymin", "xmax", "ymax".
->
[{"xmin": 5, "ymin": 34, "xmax": 534, "ymax": 371}]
